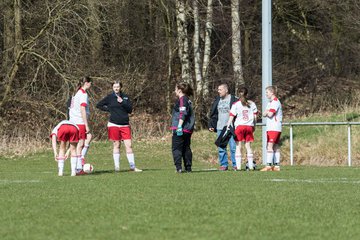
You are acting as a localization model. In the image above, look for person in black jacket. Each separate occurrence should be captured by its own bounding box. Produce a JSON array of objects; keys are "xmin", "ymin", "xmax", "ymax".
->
[
  {"xmin": 96, "ymin": 81, "xmax": 142, "ymax": 172},
  {"xmin": 171, "ymin": 82, "xmax": 195, "ymax": 173},
  {"xmin": 208, "ymin": 83, "xmax": 238, "ymax": 171}
]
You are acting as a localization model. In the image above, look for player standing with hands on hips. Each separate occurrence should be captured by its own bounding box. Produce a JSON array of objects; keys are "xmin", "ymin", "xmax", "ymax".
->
[
  {"xmin": 96, "ymin": 81, "xmax": 142, "ymax": 172},
  {"xmin": 171, "ymin": 82, "xmax": 195, "ymax": 173},
  {"xmin": 261, "ymin": 86, "xmax": 283, "ymax": 171},
  {"xmin": 69, "ymin": 76, "xmax": 92, "ymax": 175}
]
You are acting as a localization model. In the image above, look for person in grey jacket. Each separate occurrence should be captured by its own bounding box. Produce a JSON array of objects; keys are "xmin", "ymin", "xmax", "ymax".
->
[
  {"xmin": 208, "ymin": 83, "xmax": 238, "ymax": 171},
  {"xmin": 171, "ymin": 82, "xmax": 195, "ymax": 173}
]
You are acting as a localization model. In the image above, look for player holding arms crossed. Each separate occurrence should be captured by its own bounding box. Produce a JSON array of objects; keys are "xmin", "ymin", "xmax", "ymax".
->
[
  {"xmin": 226, "ymin": 87, "xmax": 258, "ymax": 171},
  {"xmin": 261, "ymin": 86, "xmax": 283, "ymax": 171}
]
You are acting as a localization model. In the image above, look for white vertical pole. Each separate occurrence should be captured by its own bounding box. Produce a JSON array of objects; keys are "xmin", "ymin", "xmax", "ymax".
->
[
  {"xmin": 262, "ymin": 0, "xmax": 272, "ymax": 165},
  {"xmin": 348, "ymin": 124, "xmax": 351, "ymax": 166},
  {"xmin": 290, "ymin": 124, "xmax": 293, "ymax": 166}
]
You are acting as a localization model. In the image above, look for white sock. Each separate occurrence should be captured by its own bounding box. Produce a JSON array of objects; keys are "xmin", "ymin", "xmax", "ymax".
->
[
  {"xmin": 247, "ymin": 154, "xmax": 254, "ymax": 169},
  {"xmin": 274, "ymin": 150, "xmax": 280, "ymax": 165},
  {"xmin": 70, "ymin": 156, "xmax": 77, "ymax": 175},
  {"xmin": 76, "ymin": 155, "xmax": 82, "ymax": 171},
  {"xmin": 126, "ymin": 153, "xmax": 135, "ymax": 169},
  {"xmin": 81, "ymin": 144, "xmax": 90, "ymax": 159},
  {"xmin": 266, "ymin": 151, "xmax": 274, "ymax": 165},
  {"xmin": 58, "ymin": 158, "xmax": 65, "ymax": 176},
  {"xmin": 113, "ymin": 152, "xmax": 120, "ymax": 170},
  {"xmin": 235, "ymin": 154, "xmax": 241, "ymax": 170}
]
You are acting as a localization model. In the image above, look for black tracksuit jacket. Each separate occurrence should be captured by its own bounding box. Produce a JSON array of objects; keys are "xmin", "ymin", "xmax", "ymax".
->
[{"xmin": 96, "ymin": 92, "xmax": 132, "ymax": 125}]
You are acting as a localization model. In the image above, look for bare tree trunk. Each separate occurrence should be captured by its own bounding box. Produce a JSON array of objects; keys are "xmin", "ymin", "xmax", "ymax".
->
[
  {"xmin": 176, "ymin": 0, "xmax": 191, "ymax": 83},
  {"xmin": 201, "ymin": 0, "xmax": 213, "ymax": 98},
  {"xmin": 87, "ymin": 0, "xmax": 102, "ymax": 64},
  {"xmin": 1, "ymin": 0, "xmax": 14, "ymax": 73},
  {"xmin": 0, "ymin": 0, "xmax": 23, "ymax": 108},
  {"xmin": 14, "ymin": 0, "xmax": 23, "ymax": 58},
  {"xmin": 160, "ymin": 0, "xmax": 174, "ymax": 113},
  {"xmin": 231, "ymin": 0, "xmax": 244, "ymax": 93},
  {"xmin": 193, "ymin": 0, "xmax": 202, "ymax": 97}
]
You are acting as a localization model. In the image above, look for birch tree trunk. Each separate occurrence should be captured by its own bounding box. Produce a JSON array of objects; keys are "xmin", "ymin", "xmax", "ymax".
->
[
  {"xmin": 231, "ymin": 0, "xmax": 244, "ymax": 93},
  {"xmin": 176, "ymin": 0, "xmax": 191, "ymax": 83},
  {"xmin": 193, "ymin": 0, "xmax": 202, "ymax": 97},
  {"xmin": 201, "ymin": 0, "xmax": 213, "ymax": 98}
]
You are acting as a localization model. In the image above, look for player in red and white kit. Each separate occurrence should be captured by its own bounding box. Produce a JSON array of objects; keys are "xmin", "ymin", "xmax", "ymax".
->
[
  {"xmin": 50, "ymin": 120, "xmax": 79, "ymax": 176},
  {"xmin": 261, "ymin": 86, "xmax": 283, "ymax": 171},
  {"xmin": 69, "ymin": 76, "xmax": 92, "ymax": 174},
  {"xmin": 226, "ymin": 87, "xmax": 258, "ymax": 171}
]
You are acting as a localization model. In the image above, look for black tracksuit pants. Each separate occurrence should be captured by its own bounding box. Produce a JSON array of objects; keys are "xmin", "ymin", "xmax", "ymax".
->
[{"xmin": 172, "ymin": 132, "xmax": 192, "ymax": 171}]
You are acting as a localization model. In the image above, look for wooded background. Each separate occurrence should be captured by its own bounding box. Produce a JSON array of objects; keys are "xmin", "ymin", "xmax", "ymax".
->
[{"xmin": 0, "ymin": 0, "xmax": 359, "ymax": 139}]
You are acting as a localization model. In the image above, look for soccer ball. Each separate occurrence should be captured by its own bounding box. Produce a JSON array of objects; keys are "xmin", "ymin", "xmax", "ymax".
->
[
  {"xmin": 83, "ymin": 163, "xmax": 94, "ymax": 174},
  {"xmin": 245, "ymin": 161, "xmax": 257, "ymax": 171}
]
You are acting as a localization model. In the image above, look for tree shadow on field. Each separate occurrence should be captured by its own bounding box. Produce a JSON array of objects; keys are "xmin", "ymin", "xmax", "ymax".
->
[
  {"xmin": 89, "ymin": 168, "xmax": 164, "ymax": 175},
  {"xmin": 190, "ymin": 168, "xmax": 219, "ymax": 173}
]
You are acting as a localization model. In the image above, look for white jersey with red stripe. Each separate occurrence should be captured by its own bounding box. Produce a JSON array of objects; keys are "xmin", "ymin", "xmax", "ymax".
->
[
  {"xmin": 51, "ymin": 120, "xmax": 79, "ymax": 137},
  {"xmin": 230, "ymin": 100, "xmax": 258, "ymax": 127},
  {"xmin": 266, "ymin": 98, "xmax": 283, "ymax": 132},
  {"xmin": 69, "ymin": 88, "xmax": 90, "ymax": 124}
]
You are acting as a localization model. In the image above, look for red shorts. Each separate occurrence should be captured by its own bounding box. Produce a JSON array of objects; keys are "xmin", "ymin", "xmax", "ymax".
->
[
  {"xmin": 267, "ymin": 131, "xmax": 281, "ymax": 144},
  {"xmin": 77, "ymin": 124, "xmax": 87, "ymax": 140},
  {"xmin": 108, "ymin": 126, "xmax": 132, "ymax": 141},
  {"xmin": 57, "ymin": 125, "xmax": 79, "ymax": 143},
  {"xmin": 234, "ymin": 125, "xmax": 254, "ymax": 142}
]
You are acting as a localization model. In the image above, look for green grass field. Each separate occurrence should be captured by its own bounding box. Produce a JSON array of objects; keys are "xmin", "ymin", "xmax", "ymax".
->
[{"xmin": 1, "ymin": 132, "xmax": 360, "ymax": 240}]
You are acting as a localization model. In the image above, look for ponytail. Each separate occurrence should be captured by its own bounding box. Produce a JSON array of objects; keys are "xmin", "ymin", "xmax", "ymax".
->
[
  {"xmin": 239, "ymin": 87, "xmax": 250, "ymax": 107},
  {"xmin": 77, "ymin": 76, "xmax": 92, "ymax": 90}
]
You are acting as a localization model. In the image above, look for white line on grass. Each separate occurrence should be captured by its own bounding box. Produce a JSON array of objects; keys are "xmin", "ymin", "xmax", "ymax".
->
[
  {"xmin": 267, "ymin": 178, "xmax": 360, "ymax": 184},
  {"xmin": 0, "ymin": 179, "xmax": 41, "ymax": 184}
]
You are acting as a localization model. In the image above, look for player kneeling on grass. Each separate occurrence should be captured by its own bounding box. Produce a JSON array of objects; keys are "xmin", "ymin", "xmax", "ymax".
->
[
  {"xmin": 261, "ymin": 86, "xmax": 283, "ymax": 172},
  {"xmin": 50, "ymin": 120, "xmax": 79, "ymax": 176},
  {"xmin": 226, "ymin": 87, "xmax": 258, "ymax": 171}
]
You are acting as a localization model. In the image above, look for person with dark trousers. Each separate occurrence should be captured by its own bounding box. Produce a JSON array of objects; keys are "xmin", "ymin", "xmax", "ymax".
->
[
  {"xmin": 171, "ymin": 82, "xmax": 195, "ymax": 173},
  {"xmin": 208, "ymin": 83, "xmax": 238, "ymax": 171}
]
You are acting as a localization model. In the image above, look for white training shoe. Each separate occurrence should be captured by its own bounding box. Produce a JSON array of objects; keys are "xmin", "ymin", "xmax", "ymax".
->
[
  {"xmin": 115, "ymin": 167, "xmax": 120, "ymax": 172},
  {"xmin": 58, "ymin": 172, "xmax": 63, "ymax": 177},
  {"xmin": 71, "ymin": 171, "xmax": 76, "ymax": 177},
  {"xmin": 130, "ymin": 167, "xmax": 143, "ymax": 172}
]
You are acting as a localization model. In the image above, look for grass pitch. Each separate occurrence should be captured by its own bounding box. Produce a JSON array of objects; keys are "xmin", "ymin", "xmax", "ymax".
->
[{"xmin": 1, "ymin": 134, "xmax": 360, "ymax": 240}]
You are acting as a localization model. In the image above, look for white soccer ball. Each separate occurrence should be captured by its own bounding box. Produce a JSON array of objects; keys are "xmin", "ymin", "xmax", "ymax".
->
[{"xmin": 83, "ymin": 163, "xmax": 94, "ymax": 174}]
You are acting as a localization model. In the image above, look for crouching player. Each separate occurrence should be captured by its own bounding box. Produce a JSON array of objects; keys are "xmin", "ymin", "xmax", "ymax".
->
[
  {"xmin": 50, "ymin": 120, "xmax": 79, "ymax": 176},
  {"xmin": 226, "ymin": 87, "xmax": 258, "ymax": 171},
  {"xmin": 261, "ymin": 86, "xmax": 283, "ymax": 171}
]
